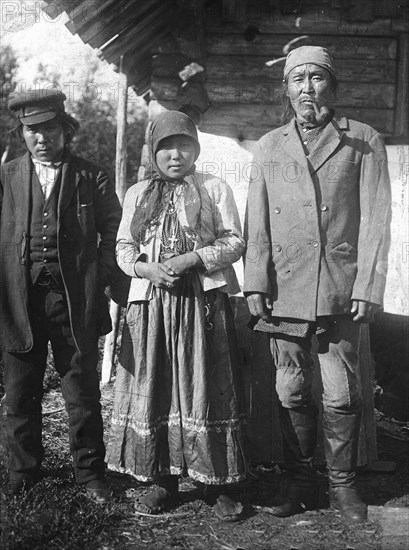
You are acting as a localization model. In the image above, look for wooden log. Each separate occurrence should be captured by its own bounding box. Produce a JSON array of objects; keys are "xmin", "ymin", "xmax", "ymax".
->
[
  {"xmin": 347, "ymin": 0, "xmax": 375, "ymax": 22},
  {"xmin": 204, "ymin": 16, "xmax": 394, "ymax": 36},
  {"xmin": 391, "ymin": 17, "xmax": 409, "ymax": 33},
  {"xmin": 101, "ymin": 58, "xmax": 128, "ymax": 386},
  {"xmin": 151, "ymin": 75, "xmax": 395, "ymax": 109},
  {"xmin": 208, "ymin": 81, "xmax": 395, "ymax": 108},
  {"xmin": 375, "ymin": 0, "xmax": 404, "ymax": 18},
  {"xmin": 200, "ymin": 104, "xmax": 394, "ymax": 140},
  {"xmin": 206, "ymin": 33, "xmax": 398, "ymax": 60},
  {"xmin": 202, "ymin": 103, "xmax": 283, "ymax": 140},
  {"xmin": 394, "ymin": 34, "xmax": 409, "ymax": 140},
  {"xmin": 152, "ymin": 54, "xmax": 396, "ymax": 83},
  {"xmin": 206, "ymin": 55, "xmax": 397, "ymax": 84}
]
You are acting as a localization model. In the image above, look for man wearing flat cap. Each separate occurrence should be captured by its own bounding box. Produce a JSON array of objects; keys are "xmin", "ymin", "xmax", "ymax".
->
[
  {"xmin": 0, "ymin": 89, "xmax": 121, "ymax": 501},
  {"xmin": 244, "ymin": 46, "xmax": 391, "ymax": 522}
]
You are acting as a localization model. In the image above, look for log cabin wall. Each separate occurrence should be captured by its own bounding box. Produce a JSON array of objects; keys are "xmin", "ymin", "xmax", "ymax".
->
[
  {"xmin": 147, "ymin": 0, "xmax": 409, "ymax": 461},
  {"xmin": 149, "ymin": 0, "xmax": 408, "ymax": 143}
]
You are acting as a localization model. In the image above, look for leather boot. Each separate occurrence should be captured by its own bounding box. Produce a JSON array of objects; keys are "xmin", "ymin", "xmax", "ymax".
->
[
  {"xmin": 158, "ymin": 475, "xmax": 180, "ymax": 498},
  {"xmin": 324, "ymin": 409, "xmax": 367, "ymax": 523},
  {"xmin": 269, "ymin": 406, "xmax": 319, "ymax": 517},
  {"xmin": 329, "ymin": 469, "xmax": 367, "ymax": 523}
]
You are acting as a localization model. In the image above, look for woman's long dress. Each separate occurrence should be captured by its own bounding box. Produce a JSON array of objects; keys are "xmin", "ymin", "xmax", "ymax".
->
[{"xmin": 107, "ymin": 197, "xmax": 246, "ymax": 484}]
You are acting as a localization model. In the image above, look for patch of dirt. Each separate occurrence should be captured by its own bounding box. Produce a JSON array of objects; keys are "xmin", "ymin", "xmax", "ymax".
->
[{"xmin": 1, "ymin": 380, "xmax": 408, "ymax": 550}]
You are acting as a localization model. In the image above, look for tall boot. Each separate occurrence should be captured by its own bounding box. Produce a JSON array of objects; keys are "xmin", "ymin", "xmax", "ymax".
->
[
  {"xmin": 323, "ymin": 409, "xmax": 367, "ymax": 523},
  {"xmin": 269, "ymin": 405, "xmax": 319, "ymax": 517}
]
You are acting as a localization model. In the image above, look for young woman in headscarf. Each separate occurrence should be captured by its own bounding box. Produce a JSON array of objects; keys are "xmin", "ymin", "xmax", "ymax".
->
[{"xmin": 106, "ymin": 111, "xmax": 246, "ymax": 520}]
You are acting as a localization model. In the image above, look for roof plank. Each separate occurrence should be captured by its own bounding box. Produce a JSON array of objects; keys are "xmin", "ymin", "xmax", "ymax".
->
[{"xmin": 100, "ymin": 3, "xmax": 171, "ymax": 63}]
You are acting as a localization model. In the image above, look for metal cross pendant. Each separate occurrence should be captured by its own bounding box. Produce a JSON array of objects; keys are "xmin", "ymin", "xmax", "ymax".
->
[{"xmin": 168, "ymin": 234, "xmax": 179, "ymax": 249}]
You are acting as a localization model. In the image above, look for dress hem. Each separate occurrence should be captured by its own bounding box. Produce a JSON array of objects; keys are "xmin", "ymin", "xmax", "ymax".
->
[{"xmin": 107, "ymin": 463, "xmax": 246, "ymax": 485}]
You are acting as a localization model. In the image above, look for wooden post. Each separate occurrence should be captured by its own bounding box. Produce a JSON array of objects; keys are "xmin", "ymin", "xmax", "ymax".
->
[
  {"xmin": 101, "ymin": 56, "xmax": 128, "ymax": 385},
  {"xmin": 394, "ymin": 33, "xmax": 409, "ymax": 141}
]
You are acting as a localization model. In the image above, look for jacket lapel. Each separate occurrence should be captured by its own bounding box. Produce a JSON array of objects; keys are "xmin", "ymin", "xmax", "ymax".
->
[
  {"xmin": 306, "ymin": 116, "xmax": 347, "ymax": 173},
  {"xmin": 58, "ymin": 150, "xmax": 81, "ymax": 216},
  {"xmin": 279, "ymin": 120, "xmax": 311, "ymax": 174},
  {"xmin": 279, "ymin": 116, "xmax": 348, "ymax": 175}
]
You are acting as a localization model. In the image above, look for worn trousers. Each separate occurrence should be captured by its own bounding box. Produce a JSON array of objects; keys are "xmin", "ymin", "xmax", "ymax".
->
[
  {"xmin": 3, "ymin": 285, "xmax": 105, "ymax": 484},
  {"xmin": 270, "ymin": 316, "xmax": 363, "ymax": 472}
]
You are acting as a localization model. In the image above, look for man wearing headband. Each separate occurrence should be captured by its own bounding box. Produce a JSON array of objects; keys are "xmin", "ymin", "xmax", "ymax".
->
[
  {"xmin": 0, "ymin": 89, "xmax": 121, "ymax": 501},
  {"xmin": 244, "ymin": 46, "xmax": 391, "ymax": 522}
]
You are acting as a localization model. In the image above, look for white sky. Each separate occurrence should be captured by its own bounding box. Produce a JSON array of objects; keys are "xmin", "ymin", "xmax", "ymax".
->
[{"xmin": 1, "ymin": 2, "xmax": 134, "ymax": 107}]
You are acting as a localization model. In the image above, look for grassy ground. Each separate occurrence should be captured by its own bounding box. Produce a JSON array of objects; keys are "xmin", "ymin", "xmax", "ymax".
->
[{"xmin": 1, "ymin": 357, "xmax": 408, "ymax": 550}]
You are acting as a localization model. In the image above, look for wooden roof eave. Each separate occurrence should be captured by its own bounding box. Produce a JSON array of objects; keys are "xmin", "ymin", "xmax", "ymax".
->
[
  {"xmin": 99, "ymin": 3, "xmax": 172, "ymax": 65},
  {"xmin": 69, "ymin": 0, "xmax": 161, "ymax": 49}
]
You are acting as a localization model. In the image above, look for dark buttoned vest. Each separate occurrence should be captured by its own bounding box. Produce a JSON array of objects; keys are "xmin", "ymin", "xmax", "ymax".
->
[{"xmin": 29, "ymin": 167, "xmax": 61, "ymax": 284}]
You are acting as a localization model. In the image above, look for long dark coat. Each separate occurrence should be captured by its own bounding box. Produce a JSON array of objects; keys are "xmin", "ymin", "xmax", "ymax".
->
[
  {"xmin": 0, "ymin": 150, "xmax": 122, "ymax": 353},
  {"xmin": 243, "ymin": 116, "xmax": 391, "ymax": 320}
]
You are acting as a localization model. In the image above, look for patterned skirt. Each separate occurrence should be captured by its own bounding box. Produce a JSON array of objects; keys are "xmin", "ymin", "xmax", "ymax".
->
[{"xmin": 106, "ymin": 271, "xmax": 246, "ymax": 485}]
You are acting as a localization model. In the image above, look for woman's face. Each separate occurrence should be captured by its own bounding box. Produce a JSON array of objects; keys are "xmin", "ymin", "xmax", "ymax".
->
[{"xmin": 155, "ymin": 135, "xmax": 197, "ymax": 179}]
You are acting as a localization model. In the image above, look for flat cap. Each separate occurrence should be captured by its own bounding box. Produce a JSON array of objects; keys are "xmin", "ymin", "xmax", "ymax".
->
[
  {"xmin": 284, "ymin": 46, "xmax": 335, "ymax": 79},
  {"xmin": 8, "ymin": 89, "xmax": 67, "ymax": 125}
]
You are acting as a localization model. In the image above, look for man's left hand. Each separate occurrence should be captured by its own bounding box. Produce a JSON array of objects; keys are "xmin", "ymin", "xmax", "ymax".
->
[{"xmin": 351, "ymin": 300, "xmax": 379, "ymax": 323}]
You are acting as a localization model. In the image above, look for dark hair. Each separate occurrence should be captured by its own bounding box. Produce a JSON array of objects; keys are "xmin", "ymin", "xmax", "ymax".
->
[
  {"xmin": 280, "ymin": 72, "xmax": 338, "ymax": 124},
  {"xmin": 10, "ymin": 112, "xmax": 80, "ymax": 144}
]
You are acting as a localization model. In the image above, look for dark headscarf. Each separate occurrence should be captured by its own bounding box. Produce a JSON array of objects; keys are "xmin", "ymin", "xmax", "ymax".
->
[{"xmin": 130, "ymin": 111, "xmax": 200, "ymax": 244}]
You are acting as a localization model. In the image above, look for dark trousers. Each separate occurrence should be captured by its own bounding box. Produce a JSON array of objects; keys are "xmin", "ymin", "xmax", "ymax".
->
[
  {"xmin": 3, "ymin": 285, "xmax": 105, "ymax": 484},
  {"xmin": 270, "ymin": 317, "xmax": 363, "ymax": 475}
]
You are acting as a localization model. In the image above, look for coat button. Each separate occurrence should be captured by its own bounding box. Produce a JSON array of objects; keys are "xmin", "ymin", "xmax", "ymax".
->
[
  {"xmin": 274, "ymin": 207, "xmax": 281, "ymax": 214},
  {"xmin": 275, "ymin": 245, "xmax": 282, "ymax": 252},
  {"xmin": 320, "ymin": 204, "xmax": 328, "ymax": 211}
]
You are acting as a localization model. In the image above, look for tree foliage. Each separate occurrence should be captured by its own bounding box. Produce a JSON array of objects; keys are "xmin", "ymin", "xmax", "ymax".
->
[{"xmin": 0, "ymin": 44, "xmax": 25, "ymax": 162}]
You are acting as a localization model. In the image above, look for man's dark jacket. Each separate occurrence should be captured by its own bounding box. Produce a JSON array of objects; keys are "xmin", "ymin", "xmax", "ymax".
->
[{"xmin": 0, "ymin": 150, "xmax": 122, "ymax": 353}]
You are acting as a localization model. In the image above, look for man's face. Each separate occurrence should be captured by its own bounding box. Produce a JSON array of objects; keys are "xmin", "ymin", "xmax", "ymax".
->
[
  {"xmin": 22, "ymin": 118, "xmax": 65, "ymax": 162},
  {"xmin": 286, "ymin": 63, "xmax": 333, "ymax": 123}
]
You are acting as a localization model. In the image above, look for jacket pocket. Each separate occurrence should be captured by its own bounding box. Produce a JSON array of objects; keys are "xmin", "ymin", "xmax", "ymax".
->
[{"xmin": 328, "ymin": 242, "xmax": 357, "ymax": 258}]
